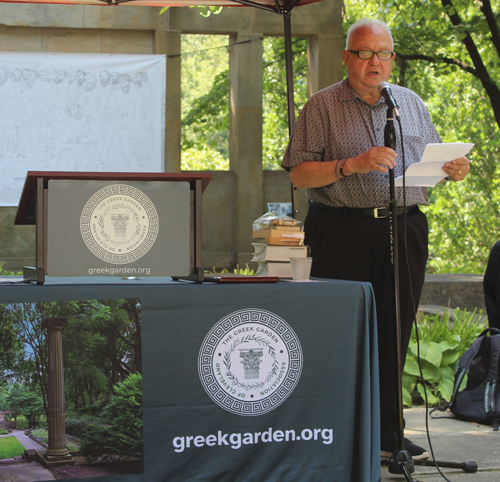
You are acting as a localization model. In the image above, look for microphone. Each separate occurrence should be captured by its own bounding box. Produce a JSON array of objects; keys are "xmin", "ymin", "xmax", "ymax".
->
[{"xmin": 378, "ymin": 81, "xmax": 400, "ymax": 119}]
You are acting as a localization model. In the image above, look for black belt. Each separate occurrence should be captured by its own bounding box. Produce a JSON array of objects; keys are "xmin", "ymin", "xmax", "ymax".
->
[{"xmin": 310, "ymin": 201, "xmax": 418, "ymax": 219}]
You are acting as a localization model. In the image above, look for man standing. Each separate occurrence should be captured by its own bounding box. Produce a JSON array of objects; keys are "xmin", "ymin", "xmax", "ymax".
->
[{"xmin": 282, "ymin": 18, "xmax": 470, "ymax": 459}]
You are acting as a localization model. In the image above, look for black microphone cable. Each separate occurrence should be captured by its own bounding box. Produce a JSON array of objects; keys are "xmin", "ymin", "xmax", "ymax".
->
[{"xmin": 396, "ymin": 116, "xmax": 454, "ymax": 482}]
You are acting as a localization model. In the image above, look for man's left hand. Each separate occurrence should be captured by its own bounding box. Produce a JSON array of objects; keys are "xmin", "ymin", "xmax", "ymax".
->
[{"xmin": 442, "ymin": 157, "xmax": 470, "ymax": 181}]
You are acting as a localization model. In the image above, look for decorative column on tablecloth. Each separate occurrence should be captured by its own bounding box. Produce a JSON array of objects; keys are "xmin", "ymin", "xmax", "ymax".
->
[{"xmin": 41, "ymin": 317, "xmax": 74, "ymax": 466}]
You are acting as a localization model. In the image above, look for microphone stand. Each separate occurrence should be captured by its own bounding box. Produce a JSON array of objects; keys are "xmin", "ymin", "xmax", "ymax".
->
[
  {"xmin": 384, "ymin": 108, "xmax": 416, "ymax": 481},
  {"xmin": 384, "ymin": 107, "xmax": 478, "ymax": 480}
]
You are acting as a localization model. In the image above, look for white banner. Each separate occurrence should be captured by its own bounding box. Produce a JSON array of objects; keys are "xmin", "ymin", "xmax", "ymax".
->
[{"xmin": 0, "ymin": 52, "xmax": 166, "ymax": 206}]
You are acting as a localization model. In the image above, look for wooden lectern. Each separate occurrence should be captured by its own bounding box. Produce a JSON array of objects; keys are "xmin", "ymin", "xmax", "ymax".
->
[{"xmin": 15, "ymin": 171, "xmax": 212, "ymax": 284}]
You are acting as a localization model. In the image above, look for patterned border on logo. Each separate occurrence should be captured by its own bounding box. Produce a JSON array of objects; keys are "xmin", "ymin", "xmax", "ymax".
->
[
  {"xmin": 198, "ymin": 309, "xmax": 303, "ymax": 416},
  {"xmin": 80, "ymin": 184, "xmax": 159, "ymax": 264}
]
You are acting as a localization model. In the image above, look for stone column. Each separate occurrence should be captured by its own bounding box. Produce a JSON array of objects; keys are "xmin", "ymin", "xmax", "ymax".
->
[
  {"xmin": 307, "ymin": 34, "xmax": 344, "ymax": 97},
  {"xmin": 42, "ymin": 318, "xmax": 73, "ymax": 466},
  {"xmin": 229, "ymin": 33, "xmax": 264, "ymax": 266},
  {"xmin": 155, "ymin": 29, "xmax": 182, "ymax": 173}
]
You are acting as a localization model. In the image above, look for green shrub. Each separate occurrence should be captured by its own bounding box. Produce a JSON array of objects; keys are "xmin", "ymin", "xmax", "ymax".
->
[
  {"xmin": 15, "ymin": 414, "xmax": 46, "ymax": 429},
  {"xmin": 403, "ymin": 308, "xmax": 487, "ymax": 407},
  {"xmin": 65, "ymin": 416, "xmax": 101, "ymax": 438},
  {"xmin": 76, "ymin": 403, "xmax": 106, "ymax": 417},
  {"xmin": 206, "ymin": 264, "xmax": 255, "ymax": 275},
  {"xmin": 31, "ymin": 428, "xmax": 47, "ymax": 443},
  {"xmin": 0, "ymin": 429, "xmax": 9, "ymax": 435},
  {"xmin": 15, "ymin": 415, "xmax": 29, "ymax": 429},
  {"xmin": 0, "ymin": 261, "xmax": 22, "ymax": 276},
  {"xmin": 79, "ymin": 373, "xmax": 143, "ymax": 462},
  {"xmin": 6, "ymin": 389, "xmax": 44, "ymax": 428}
]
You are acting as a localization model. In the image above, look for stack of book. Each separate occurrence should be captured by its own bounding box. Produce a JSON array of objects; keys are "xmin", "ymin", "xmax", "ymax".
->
[
  {"xmin": 252, "ymin": 225, "xmax": 308, "ymax": 277},
  {"xmin": 252, "ymin": 225, "xmax": 305, "ymax": 246}
]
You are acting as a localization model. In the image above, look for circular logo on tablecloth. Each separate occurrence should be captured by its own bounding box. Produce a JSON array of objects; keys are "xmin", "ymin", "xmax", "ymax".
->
[
  {"xmin": 198, "ymin": 309, "xmax": 303, "ymax": 416},
  {"xmin": 80, "ymin": 184, "xmax": 159, "ymax": 264}
]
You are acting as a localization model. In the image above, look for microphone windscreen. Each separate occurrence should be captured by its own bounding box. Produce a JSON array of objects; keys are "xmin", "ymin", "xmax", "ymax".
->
[{"xmin": 378, "ymin": 81, "xmax": 390, "ymax": 93}]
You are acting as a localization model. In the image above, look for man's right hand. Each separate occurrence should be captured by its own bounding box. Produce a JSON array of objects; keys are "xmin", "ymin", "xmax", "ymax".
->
[
  {"xmin": 342, "ymin": 147, "xmax": 397, "ymax": 176},
  {"xmin": 290, "ymin": 146, "xmax": 398, "ymax": 189}
]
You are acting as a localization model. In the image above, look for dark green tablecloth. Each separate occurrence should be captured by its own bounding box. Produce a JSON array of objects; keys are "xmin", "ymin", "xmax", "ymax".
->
[{"xmin": 0, "ymin": 277, "xmax": 380, "ymax": 482}]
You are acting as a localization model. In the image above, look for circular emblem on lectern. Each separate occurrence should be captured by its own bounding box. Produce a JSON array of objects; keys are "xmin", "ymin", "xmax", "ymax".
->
[
  {"xmin": 198, "ymin": 309, "xmax": 303, "ymax": 416},
  {"xmin": 80, "ymin": 184, "xmax": 159, "ymax": 264}
]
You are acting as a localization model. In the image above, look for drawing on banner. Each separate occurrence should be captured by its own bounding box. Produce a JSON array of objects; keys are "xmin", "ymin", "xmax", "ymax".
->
[{"xmin": 0, "ymin": 52, "xmax": 166, "ymax": 206}]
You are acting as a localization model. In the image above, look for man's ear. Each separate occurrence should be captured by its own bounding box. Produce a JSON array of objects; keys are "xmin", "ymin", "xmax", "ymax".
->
[{"xmin": 342, "ymin": 50, "xmax": 350, "ymax": 70}]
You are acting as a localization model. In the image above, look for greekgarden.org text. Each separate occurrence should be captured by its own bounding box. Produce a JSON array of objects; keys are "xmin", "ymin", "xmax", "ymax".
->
[
  {"xmin": 173, "ymin": 426, "xmax": 333, "ymax": 453},
  {"xmin": 88, "ymin": 267, "xmax": 151, "ymax": 275}
]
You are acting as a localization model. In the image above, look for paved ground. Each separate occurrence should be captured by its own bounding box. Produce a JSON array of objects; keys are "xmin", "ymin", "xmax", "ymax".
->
[
  {"xmin": 381, "ymin": 407, "xmax": 500, "ymax": 482},
  {"xmin": 0, "ymin": 462, "xmax": 55, "ymax": 482},
  {"xmin": 0, "ymin": 430, "xmax": 54, "ymax": 481}
]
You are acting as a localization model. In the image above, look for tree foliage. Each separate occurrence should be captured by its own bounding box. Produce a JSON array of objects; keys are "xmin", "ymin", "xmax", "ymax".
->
[
  {"xmin": 262, "ymin": 37, "xmax": 308, "ymax": 170},
  {"xmin": 180, "ymin": 35, "xmax": 308, "ymax": 171},
  {"xmin": 6, "ymin": 388, "xmax": 44, "ymax": 428},
  {"xmin": 0, "ymin": 299, "xmax": 142, "ymax": 415},
  {"xmin": 181, "ymin": 35, "xmax": 229, "ymax": 170},
  {"xmin": 179, "ymin": 7, "xmax": 499, "ymax": 272},
  {"xmin": 79, "ymin": 373, "xmax": 143, "ymax": 462},
  {"xmin": 344, "ymin": 0, "xmax": 500, "ymax": 273}
]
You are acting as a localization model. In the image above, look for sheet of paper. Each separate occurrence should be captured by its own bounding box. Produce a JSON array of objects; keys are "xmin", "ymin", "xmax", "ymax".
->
[{"xmin": 395, "ymin": 142, "xmax": 474, "ymax": 187}]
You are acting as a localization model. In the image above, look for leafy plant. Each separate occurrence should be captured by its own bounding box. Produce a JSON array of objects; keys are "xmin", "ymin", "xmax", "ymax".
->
[
  {"xmin": 0, "ymin": 429, "xmax": 9, "ymax": 435},
  {"xmin": 160, "ymin": 5, "xmax": 222, "ymax": 16},
  {"xmin": 79, "ymin": 373, "xmax": 143, "ymax": 462},
  {"xmin": 6, "ymin": 389, "xmax": 44, "ymax": 428},
  {"xmin": 65, "ymin": 416, "xmax": 102, "ymax": 438},
  {"xmin": 403, "ymin": 308, "xmax": 487, "ymax": 407},
  {"xmin": 182, "ymin": 147, "xmax": 229, "ymax": 171},
  {"xmin": 0, "ymin": 262, "xmax": 21, "ymax": 276},
  {"xmin": 207, "ymin": 264, "xmax": 255, "ymax": 275}
]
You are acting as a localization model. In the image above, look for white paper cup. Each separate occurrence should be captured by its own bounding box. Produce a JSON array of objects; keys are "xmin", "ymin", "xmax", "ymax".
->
[{"xmin": 289, "ymin": 257, "xmax": 313, "ymax": 280}]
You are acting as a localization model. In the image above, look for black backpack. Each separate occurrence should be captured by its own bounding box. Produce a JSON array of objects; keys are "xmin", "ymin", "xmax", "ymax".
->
[{"xmin": 433, "ymin": 327, "xmax": 500, "ymax": 431}]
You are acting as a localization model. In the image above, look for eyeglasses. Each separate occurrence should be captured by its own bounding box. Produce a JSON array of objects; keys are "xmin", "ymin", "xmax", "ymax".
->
[{"xmin": 347, "ymin": 50, "xmax": 394, "ymax": 60}]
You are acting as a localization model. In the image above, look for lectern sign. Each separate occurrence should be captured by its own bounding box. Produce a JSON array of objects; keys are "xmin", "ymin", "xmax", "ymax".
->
[{"xmin": 80, "ymin": 184, "xmax": 159, "ymax": 264}]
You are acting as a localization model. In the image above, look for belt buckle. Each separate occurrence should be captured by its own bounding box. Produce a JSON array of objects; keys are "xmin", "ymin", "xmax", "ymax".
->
[{"xmin": 373, "ymin": 207, "xmax": 387, "ymax": 219}]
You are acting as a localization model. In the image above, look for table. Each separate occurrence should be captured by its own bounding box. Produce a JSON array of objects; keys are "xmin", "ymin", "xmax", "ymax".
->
[{"xmin": 0, "ymin": 277, "xmax": 380, "ymax": 482}]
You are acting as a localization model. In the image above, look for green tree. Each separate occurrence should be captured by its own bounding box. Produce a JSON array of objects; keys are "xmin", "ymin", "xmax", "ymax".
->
[
  {"xmin": 1, "ymin": 301, "xmax": 80, "ymax": 412},
  {"xmin": 0, "ymin": 299, "xmax": 142, "ymax": 415},
  {"xmin": 180, "ymin": 35, "xmax": 308, "ymax": 171},
  {"xmin": 344, "ymin": 0, "xmax": 500, "ymax": 273},
  {"xmin": 79, "ymin": 373, "xmax": 143, "ymax": 462},
  {"xmin": 62, "ymin": 299, "xmax": 142, "ymax": 411},
  {"xmin": 262, "ymin": 37, "xmax": 308, "ymax": 169},
  {"xmin": 0, "ymin": 305, "xmax": 24, "ymax": 384},
  {"xmin": 6, "ymin": 388, "xmax": 44, "ymax": 428},
  {"xmin": 181, "ymin": 34, "xmax": 230, "ymax": 170}
]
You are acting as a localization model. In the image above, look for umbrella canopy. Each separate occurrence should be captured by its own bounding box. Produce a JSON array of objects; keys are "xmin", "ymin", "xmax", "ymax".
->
[{"xmin": 0, "ymin": 0, "xmax": 321, "ymax": 9}]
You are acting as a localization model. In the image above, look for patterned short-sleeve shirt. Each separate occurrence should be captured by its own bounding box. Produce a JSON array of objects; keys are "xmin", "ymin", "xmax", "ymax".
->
[{"xmin": 281, "ymin": 79, "xmax": 442, "ymax": 208}]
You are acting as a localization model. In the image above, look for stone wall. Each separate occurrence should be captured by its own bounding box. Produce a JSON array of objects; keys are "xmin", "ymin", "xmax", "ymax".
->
[{"xmin": 420, "ymin": 273, "xmax": 486, "ymax": 313}]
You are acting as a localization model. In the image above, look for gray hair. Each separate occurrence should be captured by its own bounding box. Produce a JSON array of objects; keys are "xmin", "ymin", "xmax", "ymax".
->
[{"xmin": 346, "ymin": 19, "xmax": 394, "ymax": 50}]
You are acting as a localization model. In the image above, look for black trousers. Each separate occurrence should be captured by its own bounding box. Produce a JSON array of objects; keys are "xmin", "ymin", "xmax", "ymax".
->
[
  {"xmin": 484, "ymin": 240, "xmax": 500, "ymax": 330},
  {"xmin": 304, "ymin": 202, "xmax": 428, "ymax": 446}
]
